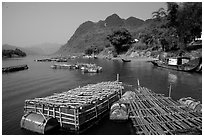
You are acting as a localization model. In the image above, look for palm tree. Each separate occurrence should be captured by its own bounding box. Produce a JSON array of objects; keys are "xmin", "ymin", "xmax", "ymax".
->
[{"xmin": 152, "ymin": 8, "xmax": 167, "ymax": 20}]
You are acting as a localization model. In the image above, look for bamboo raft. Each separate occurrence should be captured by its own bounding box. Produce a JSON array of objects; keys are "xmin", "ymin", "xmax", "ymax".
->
[
  {"xmin": 2, "ymin": 64, "xmax": 28, "ymax": 73},
  {"xmin": 22, "ymin": 80, "xmax": 124, "ymax": 133},
  {"xmin": 129, "ymin": 86, "xmax": 202, "ymax": 135}
]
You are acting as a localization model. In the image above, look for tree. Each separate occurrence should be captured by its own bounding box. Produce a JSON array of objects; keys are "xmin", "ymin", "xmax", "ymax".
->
[
  {"xmin": 166, "ymin": 2, "xmax": 202, "ymax": 49},
  {"xmin": 166, "ymin": 2, "xmax": 179, "ymax": 27},
  {"xmin": 84, "ymin": 48, "xmax": 93, "ymax": 55},
  {"xmin": 160, "ymin": 27, "xmax": 179, "ymax": 51},
  {"xmin": 152, "ymin": 8, "xmax": 167, "ymax": 20},
  {"xmin": 2, "ymin": 48, "xmax": 26, "ymax": 58},
  {"xmin": 107, "ymin": 28, "xmax": 132, "ymax": 54}
]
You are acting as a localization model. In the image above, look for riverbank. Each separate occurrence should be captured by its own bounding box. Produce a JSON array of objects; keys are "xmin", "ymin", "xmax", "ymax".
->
[
  {"xmin": 97, "ymin": 47, "xmax": 201, "ymax": 62},
  {"xmin": 97, "ymin": 54, "xmax": 158, "ymax": 62}
]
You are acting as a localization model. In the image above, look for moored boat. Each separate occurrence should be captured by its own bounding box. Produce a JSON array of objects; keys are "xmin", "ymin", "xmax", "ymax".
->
[
  {"xmin": 150, "ymin": 57, "xmax": 201, "ymax": 72},
  {"xmin": 121, "ymin": 58, "xmax": 131, "ymax": 62}
]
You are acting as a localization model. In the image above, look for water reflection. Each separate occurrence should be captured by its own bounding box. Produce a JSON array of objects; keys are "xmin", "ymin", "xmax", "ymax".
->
[
  {"xmin": 168, "ymin": 72, "xmax": 178, "ymax": 84},
  {"xmin": 81, "ymin": 72, "xmax": 98, "ymax": 76}
]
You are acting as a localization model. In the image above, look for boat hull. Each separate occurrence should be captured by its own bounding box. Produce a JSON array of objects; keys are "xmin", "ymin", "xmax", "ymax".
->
[
  {"xmin": 121, "ymin": 59, "xmax": 131, "ymax": 62},
  {"xmin": 151, "ymin": 58, "xmax": 201, "ymax": 72}
]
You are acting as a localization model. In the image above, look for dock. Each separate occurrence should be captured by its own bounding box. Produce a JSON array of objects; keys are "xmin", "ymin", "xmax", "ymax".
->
[
  {"xmin": 21, "ymin": 80, "xmax": 124, "ymax": 134},
  {"xmin": 129, "ymin": 86, "xmax": 202, "ymax": 135}
]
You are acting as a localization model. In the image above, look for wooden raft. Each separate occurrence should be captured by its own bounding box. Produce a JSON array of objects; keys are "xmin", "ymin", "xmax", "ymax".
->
[
  {"xmin": 23, "ymin": 81, "xmax": 124, "ymax": 133},
  {"xmin": 2, "ymin": 64, "xmax": 28, "ymax": 73},
  {"xmin": 129, "ymin": 86, "xmax": 202, "ymax": 135}
]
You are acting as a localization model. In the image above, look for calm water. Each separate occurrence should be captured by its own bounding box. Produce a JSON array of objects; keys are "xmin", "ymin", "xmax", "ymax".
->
[{"xmin": 2, "ymin": 56, "xmax": 202, "ymax": 135}]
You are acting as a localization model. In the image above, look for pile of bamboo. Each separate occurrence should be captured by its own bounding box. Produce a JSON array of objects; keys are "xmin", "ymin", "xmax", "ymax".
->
[
  {"xmin": 23, "ymin": 81, "xmax": 124, "ymax": 132},
  {"xmin": 129, "ymin": 86, "xmax": 202, "ymax": 135}
]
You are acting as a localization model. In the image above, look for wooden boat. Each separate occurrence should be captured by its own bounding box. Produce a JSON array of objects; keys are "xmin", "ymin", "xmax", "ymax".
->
[
  {"xmin": 195, "ymin": 63, "xmax": 202, "ymax": 73},
  {"xmin": 2, "ymin": 64, "xmax": 28, "ymax": 73},
  {"xmin": 150, "ymin": 57, "xmax": 201, "ymax": 72},
  {"xmin": 121, "ymin": 58, "xmax": 131, "ymax": 62},
  {"xmin": 21, "ymin": 80, "xmax": 124, "ymax": 134},
  {"xmin": 195, "ymin": 58, "xmax": 202, "ymax": 73}
]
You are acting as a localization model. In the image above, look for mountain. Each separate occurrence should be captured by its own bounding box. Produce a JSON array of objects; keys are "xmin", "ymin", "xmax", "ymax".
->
[
  {"xmin": 3, "ymin": 43, "xmax": 62, "ymax": 55},
  {"xmin": 105, "ymin": 14, "xmax": 124, "ymax": 27},
  {"xmin": 2, "ymin": 44, "xmax": 16, "ymax": 50},
  {"xmin": 2, "ymin": 44, "xmax": 38, "ymax": 55},
  {"xmin": 56, "ymin": 14, "xmax": 145, "ymax": 55},
  {"xmin": 29, "ymin": 43, "xmax": 62, "ymax": 55}
]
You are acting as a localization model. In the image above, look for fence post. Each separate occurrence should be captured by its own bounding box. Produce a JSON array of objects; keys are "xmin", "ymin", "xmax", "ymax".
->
[
  {"xmin": 137, "ymin": 79, "xmax": 140, "ymax": 87},
  {"xmin": 117, "ymin": 74, "xmax": 119, "ymax": 82}
]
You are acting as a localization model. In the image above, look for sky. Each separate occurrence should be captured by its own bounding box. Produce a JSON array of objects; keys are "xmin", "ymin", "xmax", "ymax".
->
[{"xmin": 2, "ymin": 2, "xmax": 167, "ymax": 47}]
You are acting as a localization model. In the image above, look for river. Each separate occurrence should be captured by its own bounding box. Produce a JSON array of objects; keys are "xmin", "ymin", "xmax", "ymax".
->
[{"xmin": 2, "ymin": 55, "xmax": 202, "ymax": 135}]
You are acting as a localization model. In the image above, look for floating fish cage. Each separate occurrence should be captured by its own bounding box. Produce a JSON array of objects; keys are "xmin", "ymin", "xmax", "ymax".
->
[
  {"xmin": 50, "ymin": 63, "xmax": 102, "ymax": 73},
  {"xmin": 51, "ymin": 64, "xmax": 77, "ymax": 69},
  {"xmin": 21, "ymin": 81, "xmax": 124, "ymax": 134}
]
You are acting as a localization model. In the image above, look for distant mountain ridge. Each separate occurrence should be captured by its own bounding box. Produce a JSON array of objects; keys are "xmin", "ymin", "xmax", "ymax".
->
[
  {"xmin": 56, "ymin": 14, "xmax": 145, "ymax": 55},
  {"xmin": 29, "ymin": 43, "xmax": 62, "ymax": 55},
  {"xmin": 2, "ymin": 44, "xmax": 38, "ymax": 55},
  {"xmin": 3, "ymin": 43, "xmax": 62, "ymax": 55}
]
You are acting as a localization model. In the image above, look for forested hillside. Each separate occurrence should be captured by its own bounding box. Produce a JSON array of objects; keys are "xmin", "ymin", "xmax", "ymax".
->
[{"xmin": 56, "ymin": 2, "xmax": 202, "ymax": 58}]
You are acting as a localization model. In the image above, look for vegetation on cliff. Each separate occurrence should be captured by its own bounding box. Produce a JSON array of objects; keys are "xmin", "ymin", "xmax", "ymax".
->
[
  {"xmin": 136, "ymin": 2, "xmax": 202, "ymax": 53},
  {"xmin": 107, "ymin": 28, "xmax": 133, "ymax": 54},
  {"xmin": 123, "ymin": 2, "xmax": 202, "ymax": 59},
  {"xmin": 56, "ymin": 14, "xmax": 144, "ymax": 55},
  {"xmin": 57, "ymin": 2, "xmax": 202, "ymax": 59}
]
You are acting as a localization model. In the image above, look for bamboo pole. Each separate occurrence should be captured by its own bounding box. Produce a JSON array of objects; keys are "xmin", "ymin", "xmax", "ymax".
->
[
  {"xmin": 168, "ymin": 84, "xmax": 172, "ymax": 98},
  {"xmin": 53, "ymin": 107, "xmax": 56, "ymax": 118},
  {"xmin": 95, "ymin": 105, "xmax": 98, "ymax": 118},
  {"xmin": 59, "ymin": 107, "xmax": 62, "ymax": 127},
  {"xmin": 74, "ymin": 108, "xmax": 77, "ymax": 130},
  {"xmin": 35, "ymin": 102, "xmax": 37, "ymax": 112},
  {"xmin": 48, "ymin": 106, "xmax": 50, "ymax": 116}
]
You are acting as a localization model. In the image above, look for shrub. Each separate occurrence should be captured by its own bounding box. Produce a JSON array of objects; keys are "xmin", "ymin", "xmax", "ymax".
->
[{"xmin": 132, "ymin": 42, "xmax": 149, "ymax": 50}]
